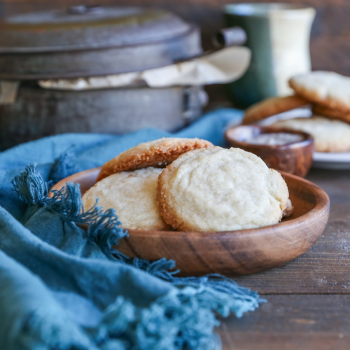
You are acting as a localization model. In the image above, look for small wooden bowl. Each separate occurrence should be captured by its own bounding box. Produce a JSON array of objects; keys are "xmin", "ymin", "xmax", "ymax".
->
[
  {"xmin": 225, "ymin": 125, "xmax": 314, "ymax": 177},
  {"xmin": 51, "ymin": 167, "xmax": 329, "ymax": 277}
]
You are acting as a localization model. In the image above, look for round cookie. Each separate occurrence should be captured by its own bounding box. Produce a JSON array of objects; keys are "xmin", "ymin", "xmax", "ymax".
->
[
  {"xmin": 83, "ymin": 167, "xmax": 170, "ymax": 230},
  {"xmin": 97, "ymin": 138, "xmax": 214, "ymax": 181},
  {"xmin": 312, "ymin": 104, "xmax": 350, "ymax": 125},
  {"xmin": 242, "ymin": 95, "xmax": 308, "ymax": 125},
  {"xmin": 289, "ymin": 71, "xmax": 350, "ymax": 113},
  {"xmin": 272, "ymin": 116, "xmax": 350, "ymax": 152},
  {"xmin": 157, "ymin": 147, "xmax": 289, "ymax": 232}
]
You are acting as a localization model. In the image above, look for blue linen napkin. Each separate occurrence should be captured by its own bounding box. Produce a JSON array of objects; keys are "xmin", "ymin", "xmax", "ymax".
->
[{"xmin": 0, "ymin": 109, "xmax": 264, "ymax": 350}]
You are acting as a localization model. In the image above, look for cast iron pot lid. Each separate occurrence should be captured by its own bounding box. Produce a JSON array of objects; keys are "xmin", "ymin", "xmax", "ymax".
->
[{"xmin": 0, "ymin": 5, "xmax": 202, "ymax": 79}]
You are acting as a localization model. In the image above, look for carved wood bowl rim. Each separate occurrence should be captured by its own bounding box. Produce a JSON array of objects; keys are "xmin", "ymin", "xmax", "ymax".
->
[
  {"xmin": 50, "ymin": 167, "xmax": 330, "ymax": 276},
  {"xmin": 225, "ymin": 125, "xmax": 315, "ymax": 178},
  {"xmin": 224, "ymin": 124, "xmax": 314, "ymax": 151}
]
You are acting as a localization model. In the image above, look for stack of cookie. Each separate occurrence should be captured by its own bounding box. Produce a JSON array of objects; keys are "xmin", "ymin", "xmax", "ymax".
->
[
  {"xmin": 83, "ymin": 138, "xmax": 291, "ymax": 232},
  {"xmin": 242, "ymin": 71, "xmax": 350, "ymax": 153}
]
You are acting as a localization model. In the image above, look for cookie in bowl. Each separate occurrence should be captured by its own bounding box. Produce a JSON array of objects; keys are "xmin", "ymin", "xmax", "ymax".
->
[
  {"xmin": 97, "ymin": 138, "xmax": 214, "ymax": 181},
  {"xmin": 83, "ymin": 167, "xmax": 170, "ymax": 230},
  {"xmin": 157, "ymin": 147, "xmax": 289, "ymax": 232}
]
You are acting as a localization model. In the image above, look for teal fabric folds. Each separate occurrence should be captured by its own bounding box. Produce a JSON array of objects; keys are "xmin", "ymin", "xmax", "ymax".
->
[{"xmin": 0, "ymin": 109, "xmax": 264, "ymax": 350}]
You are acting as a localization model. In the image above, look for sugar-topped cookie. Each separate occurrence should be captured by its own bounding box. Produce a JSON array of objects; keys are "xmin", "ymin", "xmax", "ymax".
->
[
  {"xmin": 97, "ymin": 138, "xmax": 214, "ymax": 181},
  {"xmin": 157, "ymin": 147, "xmax": 289, "ymax": 232}
]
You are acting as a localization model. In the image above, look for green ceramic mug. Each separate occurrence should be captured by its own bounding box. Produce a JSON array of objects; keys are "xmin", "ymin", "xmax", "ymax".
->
[{"xmin": 225, "ymin": 3, "xmax": 315, "ymax": 108}]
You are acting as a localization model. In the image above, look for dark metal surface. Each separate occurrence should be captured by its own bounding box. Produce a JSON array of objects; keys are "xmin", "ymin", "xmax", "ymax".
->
[
  {"xmin": 0, "ymin": 7, "xmax": 190, "ymax": 52},
  {"xmin": 0, "ymin": 5, "xmax": 205, "ymax": 149},
  {"xmin": 0, "ymin": 25, "xmax": 201, "ymax": 80},
  {"xmin": 0, "ymin": 84, "xmax": 205, "ymax": 150},
  {"xmin": 0, "ymin": 6, "xmax": 202, "ymax": 79}
]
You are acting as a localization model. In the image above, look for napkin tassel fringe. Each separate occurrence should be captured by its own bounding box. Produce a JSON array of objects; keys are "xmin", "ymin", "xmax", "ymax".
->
[
  {"xmin": 10, "ymin": 281, "xmax": 262, "ymax": 350},
  {"xmin": 48, "ymin": 146, "xmax": 77, "ymax": 185},
  {"xmin": 98, "ymin": 284, "xmax": 262, "ymax": 350},
  {"xmin": 12, "ymin": 163, "xmax": 49, "ymax": 206},
  {"xmin": 112, "ymin": 251, "xmax": 180, "ymax": 280},
  {"xmin": 109, "ymin": 248, "xmax": 266, "ymax": 312},
  {"xmin": 46, "ymin": 183, "xmax": 128, "ymax": 258},
  {"xmin": 12, "ymin": 164, "xmax": 127, "ymax": 257}
]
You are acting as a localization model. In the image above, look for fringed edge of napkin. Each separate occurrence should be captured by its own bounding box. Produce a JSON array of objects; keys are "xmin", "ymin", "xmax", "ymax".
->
[{"xmin": 95, "ymin": 284, "xmax": 261, "ymax": 350}]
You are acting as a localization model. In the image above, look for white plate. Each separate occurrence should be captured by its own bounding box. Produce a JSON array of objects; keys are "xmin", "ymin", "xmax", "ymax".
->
[
  {"xmin": 257, "ymin": 108, "xmax": 350, "ymax": 170},
  {"xmin": 313, "ymin": 152, "xmax": 350, "ymax": 170}
]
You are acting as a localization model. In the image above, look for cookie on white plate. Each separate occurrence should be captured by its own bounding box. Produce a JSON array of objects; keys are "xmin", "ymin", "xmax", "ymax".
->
[
  {"xmin": 242, "ymin": 95, "xmax": 308, "ymax": 125},
  {"xmin": 272, "ymin": 116, "xmax": 350, "ymax": 152},
  {"xmin": 83, "ymin": 167, "xmax": 170, "ymax": 230},
  {"xmin": 289, "ymin": 71, "xmax": 350, "ymax": 112},
  {"xmin": 312, "ymin": 104, "xmax": 350, "ymax": 125},
  {"xmin": 157, "ymin": 147, "xmax": 289, "ymax": 232}
]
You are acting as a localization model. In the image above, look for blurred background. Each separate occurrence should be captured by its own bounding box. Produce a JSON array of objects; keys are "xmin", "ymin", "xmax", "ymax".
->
[
  {"xmin": 0, "ymin": 0, "xmax": 347, "ymax": 74},
  {"xmin": 1, "ymin": 0, "xmax": 346, "ymax": 109},
  {"xmin": 0, "ymin": 0, "xmax": 347, "ymax": 151}
]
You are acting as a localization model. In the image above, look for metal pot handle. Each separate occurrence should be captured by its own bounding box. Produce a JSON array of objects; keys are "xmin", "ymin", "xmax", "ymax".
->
[
  {"xmin": 183, "ymin": 87, "xmax": 208, "ymax": 123},
  {"xmin": 213, "ymin": 27, "xmax": 247, "ymax": 48}
]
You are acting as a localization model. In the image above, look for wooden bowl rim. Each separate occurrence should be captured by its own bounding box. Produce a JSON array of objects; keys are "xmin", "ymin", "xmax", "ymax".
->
[
  {"xmin": 51, "ymin": 167, "xmax": 330, "ymax": 238},
  {"xmin": 225, "ymin": 125, "xmax": 314, "ymax": 150}
]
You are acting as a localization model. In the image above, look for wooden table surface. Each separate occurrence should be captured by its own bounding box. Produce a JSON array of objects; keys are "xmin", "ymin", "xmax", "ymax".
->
[{"xmin": 219, "ymin": 168, "xmax": 350, "ymax": 350}]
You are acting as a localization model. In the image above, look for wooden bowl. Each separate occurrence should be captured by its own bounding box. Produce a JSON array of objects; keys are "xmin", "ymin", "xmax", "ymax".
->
[
  {"xmin": 51, "ymin": 167, "xmax": 329, "ymax": 276},
  {"xmin": 225, "ymin": 125, "xmax": 314, "ymax": 177}
]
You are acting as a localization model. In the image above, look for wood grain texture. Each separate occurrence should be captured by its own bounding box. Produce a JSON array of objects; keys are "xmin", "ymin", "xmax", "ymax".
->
[
  {"xmin": 218, "ymin": 294, "xmax": 350, "ymax": 350},
  {"xmin": 225, "ymin": 126, "xmax": 314, "ymax": 178},
  {"xmin": 232, "ymin": 169, "xmax": 350, "ymax": 294},
  {"xmin": 50, "ymin": 167, "xmax": 330, "ymax": 276}
]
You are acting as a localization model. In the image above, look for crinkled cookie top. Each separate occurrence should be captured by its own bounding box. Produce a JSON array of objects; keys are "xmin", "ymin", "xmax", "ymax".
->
[{"xmin": 158, "ymin": 147, "xmax": 289, "ymax": 232}]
